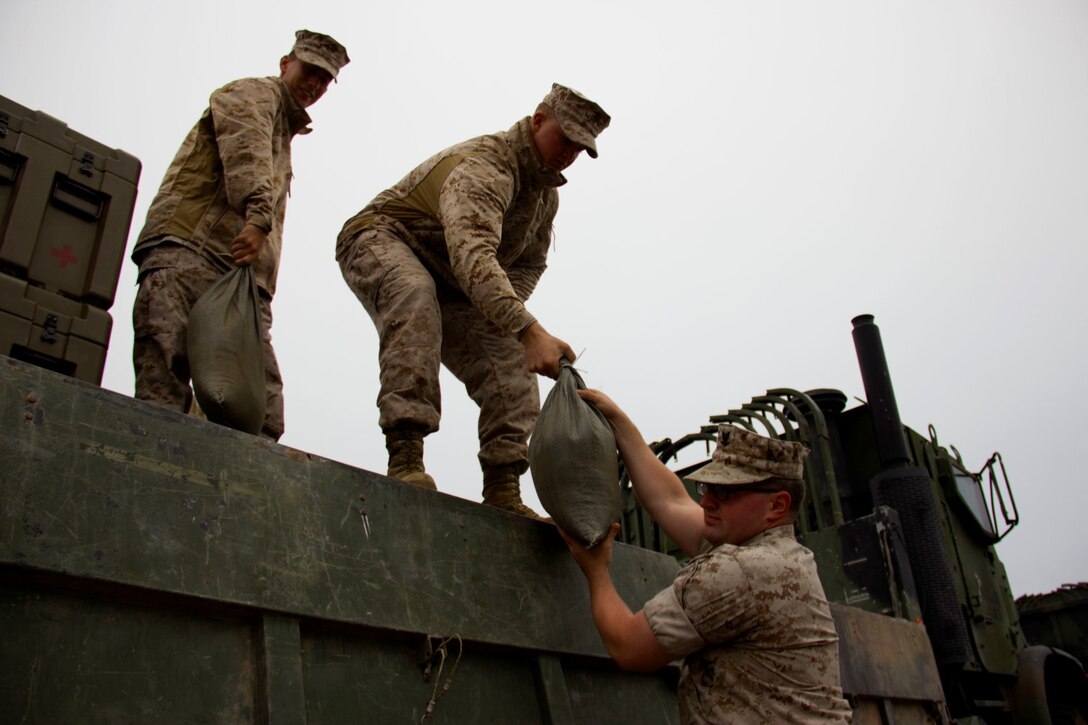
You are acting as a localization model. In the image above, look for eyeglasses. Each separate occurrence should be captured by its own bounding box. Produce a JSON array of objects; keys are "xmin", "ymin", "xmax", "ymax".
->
[{"xmin": 695, "ymin": 482, "xmax": 781, "ymax": 503}]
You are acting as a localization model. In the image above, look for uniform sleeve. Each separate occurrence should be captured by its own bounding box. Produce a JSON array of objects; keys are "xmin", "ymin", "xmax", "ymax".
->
[
  {"xmin": 505, "ymin": 190, "xmax": 555, "ymax": 301},
  {"xmin": 437, "ymin": 156, "xmax": 537, "ymax": 335},
  {"xmin": 644, "ymin": 584, "xmax": 707, "ymax": 659},
  {"xmin": 208, "ymin": 79, "xmax": 279, "ymax": 233},
  {"xmin": 674, "ymin": 551, "xmax": 760, "ymax": 646}
]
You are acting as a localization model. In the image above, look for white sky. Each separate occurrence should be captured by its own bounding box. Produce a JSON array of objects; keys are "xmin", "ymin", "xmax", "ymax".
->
[{"xmin": 4, "ymin": 0, "xmax": 1086, "ymax": 598}]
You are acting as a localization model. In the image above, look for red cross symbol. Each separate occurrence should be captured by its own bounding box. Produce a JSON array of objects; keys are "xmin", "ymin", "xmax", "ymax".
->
[{"xmin": 50, "ymin": 245, "xmax": 79, "ymax": 269}]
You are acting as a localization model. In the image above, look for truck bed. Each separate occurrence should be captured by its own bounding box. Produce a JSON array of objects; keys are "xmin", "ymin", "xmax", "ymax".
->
[
  {"xmin": 0, "ymin": 356, "xmax": 681, "ymax": 723},
  {"xmin": 1, "ymin": 355, "xmax": 948, "ymax": 723}
]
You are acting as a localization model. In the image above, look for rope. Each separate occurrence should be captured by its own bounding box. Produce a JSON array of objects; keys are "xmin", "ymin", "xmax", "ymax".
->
[{"xmin": 420, "ymin": 634, "xmax": 463, "ymax": 722}]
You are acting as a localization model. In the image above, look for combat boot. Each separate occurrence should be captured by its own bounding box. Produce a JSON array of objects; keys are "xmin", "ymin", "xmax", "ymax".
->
[
  {"xmin": 385, "ymin": 427, "xmax": 438, "ymax": 490},
  {"xmin": 482, "ymin": 464, "xmax": 549, "ymax": 521}
]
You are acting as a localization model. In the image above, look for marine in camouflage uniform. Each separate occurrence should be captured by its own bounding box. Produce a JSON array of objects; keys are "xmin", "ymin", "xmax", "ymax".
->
[
  {"xmin": 644, "ymin": 524, "xmax": 851, "ymax": 723},
  {"xmin": 562, "ymin": 397, "xmax": 853, "ymax": 724},
  {"xmin": 336, "ymin": 84, "xmax": 609, "ymax": 518},
  {"xmin": 131, "ymin": 30, "xmax": 349, "ymax": 440}
]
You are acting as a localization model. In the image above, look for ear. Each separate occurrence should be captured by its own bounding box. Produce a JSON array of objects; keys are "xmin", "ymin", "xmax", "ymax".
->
[
  {"xmin": 768, "ymin": 491, "xmax": 791, "ymax": 519},
  {"xmin": 279, "ymin": 56, "xmax": 290, "ymax": 76},
  {"xmin": 530, "ymin": 110, "xmax": 546, "ymax": 131}
]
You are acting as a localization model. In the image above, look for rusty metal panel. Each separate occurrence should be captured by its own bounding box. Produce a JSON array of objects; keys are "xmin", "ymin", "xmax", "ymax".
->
[
  {"xmin": 850, "ymin": 698, "xmax": 944, "ymax": 725},
  {"xmin": 833, "ymin": 603, "xmax": 945, "ymax": 703}
]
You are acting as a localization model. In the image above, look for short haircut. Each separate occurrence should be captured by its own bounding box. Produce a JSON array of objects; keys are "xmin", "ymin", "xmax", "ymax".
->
[{"xmin": 762, "ymin": 476, "xmax": 807, "ymax": 516}]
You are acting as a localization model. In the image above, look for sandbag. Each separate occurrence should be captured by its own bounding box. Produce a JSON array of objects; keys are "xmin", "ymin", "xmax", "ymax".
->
[
  {"xmin": 187, "ymin": 265, "xmax": 265, "ymax": 435},
  {"xmin": 529, "ymin": 362, "xmax": 621, "ymax": 547}
]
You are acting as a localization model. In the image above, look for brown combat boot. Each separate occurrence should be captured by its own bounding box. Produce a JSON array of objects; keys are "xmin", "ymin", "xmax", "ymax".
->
[
  {"xmin": 482, "ymin": 464, "xmax": 549, "ymax": 521},
  {"xmin": 385, "ymin": 427, "xmax": 438, "ymax": 490}
]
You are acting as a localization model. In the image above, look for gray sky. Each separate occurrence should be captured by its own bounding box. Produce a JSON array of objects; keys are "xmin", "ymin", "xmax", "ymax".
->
[{"xmin": 4, "ymin": 0, "xmax": 1085, "ymax": 598}]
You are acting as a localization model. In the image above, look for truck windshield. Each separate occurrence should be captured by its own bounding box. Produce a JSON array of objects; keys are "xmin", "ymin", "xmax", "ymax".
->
[{"xmin": 954, "ymin": 469, "xmax": 997, "ymax": 539}]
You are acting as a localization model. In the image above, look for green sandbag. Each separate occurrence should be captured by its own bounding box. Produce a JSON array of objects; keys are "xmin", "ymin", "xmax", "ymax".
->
[
  {"xmin": 187, "ymin": 265, "xmax": 265, "ymax": 435},
  {"xmin": 529, "ymin": 362, "xmax": 621, "ymax": 548}
]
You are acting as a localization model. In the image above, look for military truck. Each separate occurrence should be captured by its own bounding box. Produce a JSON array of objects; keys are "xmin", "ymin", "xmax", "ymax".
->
[
  {"xmin": 2, "ymin": 94, "xmax": 1084, "ymax": 723},
  {"xmin": 1017, "ymin": 584, "xmax": 1088, "ymax": 674},
  {"xmin": 5, "ymin": 321, "xmax": 1083, "ymax": 723},
  {"xmin": 619, "ymin": 314, "xmax": 1087, "ymax": 724}
]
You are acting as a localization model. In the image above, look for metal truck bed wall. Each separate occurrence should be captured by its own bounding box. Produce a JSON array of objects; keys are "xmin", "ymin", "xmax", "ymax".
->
[
  {"xmin": 0, "ymin": 356, "xmax": 681, "ymax": 723},
  {"xmin": 1, "ymin": 356, "xmax": 950, "ymax": 723}
]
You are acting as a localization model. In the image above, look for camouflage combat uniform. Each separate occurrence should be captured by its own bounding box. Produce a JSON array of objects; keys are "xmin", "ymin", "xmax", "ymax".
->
[
  {"xmin": 336, "ymin": 117, "xmax": 563, "ymax": 471},
  {"xmin": 644, "ymin": 524, "xmax": 853, "ymax": 724},
  {"xmin": 131, "ymin": 76, "xmax": 312, "ymax": 440}
]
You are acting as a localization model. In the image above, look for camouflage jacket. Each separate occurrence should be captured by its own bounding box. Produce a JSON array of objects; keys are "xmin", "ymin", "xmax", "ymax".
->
[
  {"xmin": 337, "ymin": 117, "xmax": 564, "ymax": 337},
  {"xmin": 644, "ymin": 525, "xmax": 853, "ymax": 724},
  {"xmin": 133, "ymin": 76, "xmax": 312, "ymax": 296}
]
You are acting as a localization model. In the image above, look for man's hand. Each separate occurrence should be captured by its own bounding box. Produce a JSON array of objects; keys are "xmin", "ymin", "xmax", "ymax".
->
[
  {"xmin": 559, "ymin": 523, "xmax": 620, "ymax": 577},
  {"xmin": 577, "ymin": 389, "xmax": 626, "ymax": 426},
  {"xmin": 231, "ymin": 224, "xmax": 268, "ymax": 266},
  {"xmin": 559, "ymin": 523, "xmax": 675, "ymax": 672},
  {"xmin": 519, "ymin": 322, "xmax": 575, "ymax": 378}
]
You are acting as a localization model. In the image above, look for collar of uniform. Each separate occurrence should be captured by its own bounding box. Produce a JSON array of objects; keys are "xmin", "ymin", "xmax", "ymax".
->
[
  {"xmin": 274, "ymin": 77, "xmax": 314, "ymax": 136},
  {"xmin": 700, "ymin": 522, "xmax": 796, "ymax": 554},
  {"xmin": 741, "ymin": 523, "xmax": 796, "ymax": 547},
  {"xmin": 509, "ymin": 117, "xmax": 566, "ymax": 189}
]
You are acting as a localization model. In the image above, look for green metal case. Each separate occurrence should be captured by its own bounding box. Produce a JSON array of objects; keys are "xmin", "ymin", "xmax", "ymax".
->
[
  {"xmin": 0, "ymin": 272, "xmax": 110, "ymax": 383},
  {"xmin": 0, "ymin": 95, "xmax": 139, "ymax": 385},
  {"xmin": 0, "ymin": 94, "xmax": 140, "ymax": 309}
]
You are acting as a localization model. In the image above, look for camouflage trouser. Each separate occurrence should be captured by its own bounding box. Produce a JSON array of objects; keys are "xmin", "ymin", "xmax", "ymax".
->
[
  {"xmin": 337, "ymin": 226, "xmax": 539, "ymax": 472},
  {"xmin": 132, "ymin": 244, "xmax": 285, "ymax": 440}
]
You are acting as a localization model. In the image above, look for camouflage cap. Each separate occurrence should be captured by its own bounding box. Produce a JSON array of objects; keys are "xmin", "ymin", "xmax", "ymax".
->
[
  {"xmin": 686, "ymin": 425, "xmax": 809, "ymax": 486},
  {"xmin": 541, "ymin": 83, "xmax": 611, "ymax": 158},
  {"xmin": 291, "ymin": 30, "xmax": 350, "ymax": 81}
]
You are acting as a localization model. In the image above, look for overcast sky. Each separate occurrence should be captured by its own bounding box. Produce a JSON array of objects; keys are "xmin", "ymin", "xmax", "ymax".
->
[{"xmin": 4, "ymin": 0, "xmax": 1085, "ymax": 598}]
